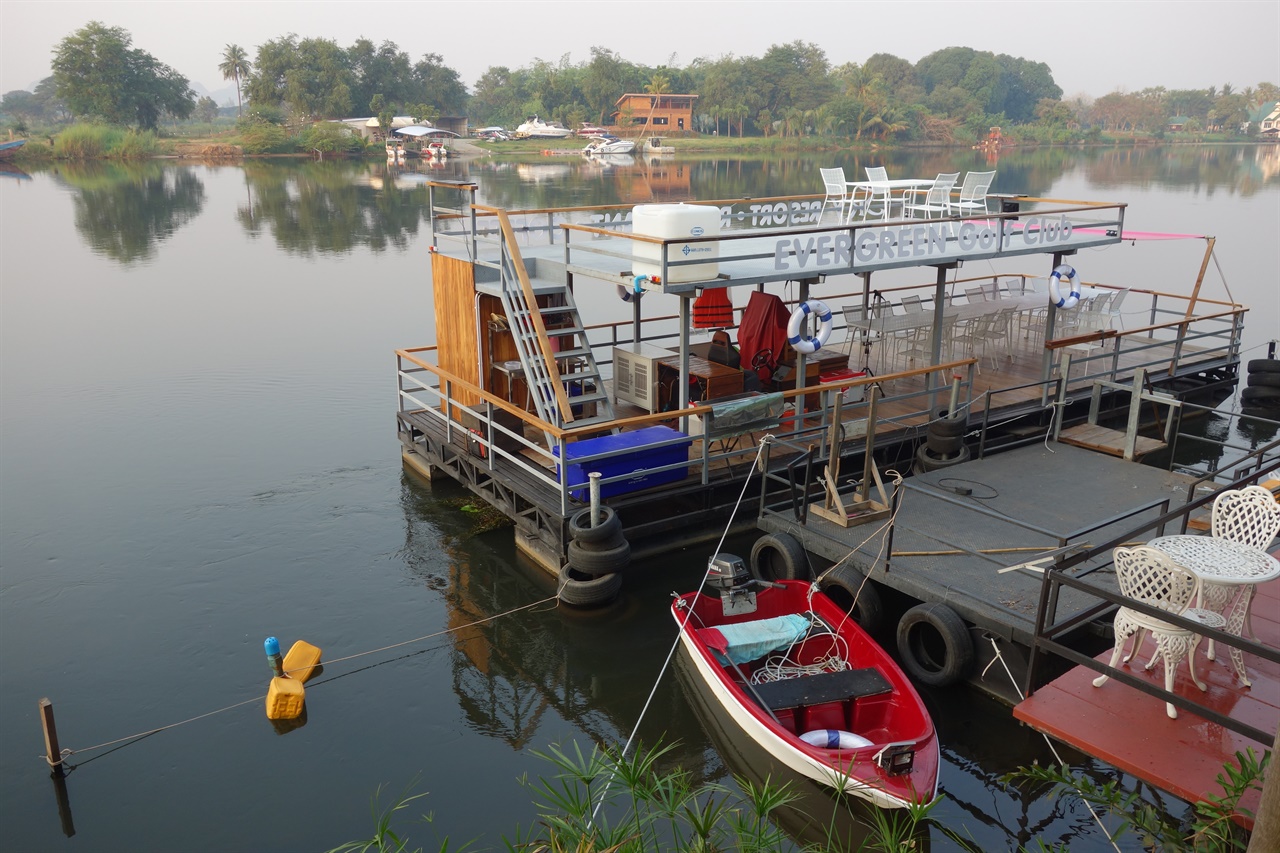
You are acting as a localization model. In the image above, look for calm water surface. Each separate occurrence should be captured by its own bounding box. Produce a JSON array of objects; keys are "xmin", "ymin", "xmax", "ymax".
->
[{"xmin": 1, "ymin": 146, "xmax": 1277, "ymax": 852}]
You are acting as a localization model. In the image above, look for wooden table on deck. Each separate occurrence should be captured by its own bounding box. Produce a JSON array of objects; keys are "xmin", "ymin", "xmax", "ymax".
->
[{"xmin": 657, "ymin": 355, "xmax": 744, "ymax": 410}]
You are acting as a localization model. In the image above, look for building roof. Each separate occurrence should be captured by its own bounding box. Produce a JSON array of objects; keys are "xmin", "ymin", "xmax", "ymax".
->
[{"xmin": 614, "ymin": 93, "xmax": 698, "ymax": 105}]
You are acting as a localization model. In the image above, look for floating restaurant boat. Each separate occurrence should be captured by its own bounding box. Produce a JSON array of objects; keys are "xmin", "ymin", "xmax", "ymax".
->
[
  {"xmin": 398, "ymin": 180, "xmax": 1246, "ymax": 575},
  {"xmin": 396, "ymin": 177, "xmax": 1274, "ymax": 828},
  {"xmin": 672, "ymin": 555, "xmax": 939, "ymax": 809}
]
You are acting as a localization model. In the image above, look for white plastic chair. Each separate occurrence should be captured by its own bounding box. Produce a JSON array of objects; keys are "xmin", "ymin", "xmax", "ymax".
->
[
  {"xmin": 819, "ymin": 167, "xmax": 858, "ymax": 224},
  {"xmin": 903, "ymin": 172, "xmax": 959, "ymax": 220},
  {"xmin": 1092, "ymin": 546, "xmax": 1224, "ymax": 719},
  {"xmin": 1103, "ymin": 288, "xmax": 1129, "ymax": 328},
  {"xmin": 950, "ymin": 170, "xmax": 996, "ymax": 218},
  {"xmin": 862, "ymin": 166, "xmax": 900, "ymax": 221}
]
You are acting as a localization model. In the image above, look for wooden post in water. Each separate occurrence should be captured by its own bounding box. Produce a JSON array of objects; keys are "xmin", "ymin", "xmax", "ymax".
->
[{"xmin": 39, "ymin": 698, "xmax": 63, "ymax": 775}]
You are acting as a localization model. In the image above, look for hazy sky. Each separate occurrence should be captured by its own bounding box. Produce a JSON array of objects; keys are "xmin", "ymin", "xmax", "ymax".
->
[{"xmin": 3, "ymin": 1, "xmax": 1278, "ymax": 103}]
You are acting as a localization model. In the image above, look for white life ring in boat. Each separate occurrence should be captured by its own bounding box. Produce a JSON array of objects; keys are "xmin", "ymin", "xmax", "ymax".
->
[
  {"xmin": 799, "ymin": 729, "xmax": 875, "ymax": 750},
  {"xmin": 1048, "ymin": 264, "xmax": 1082, "ymax": 309},
  {"xmin": 786, "ymin": 300, "xmax": 834, "ymax": 354}
]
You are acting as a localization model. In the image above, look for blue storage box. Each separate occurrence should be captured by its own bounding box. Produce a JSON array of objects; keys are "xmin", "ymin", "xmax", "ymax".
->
[{"xmin": 554, "ymin": 426, "xmax": 692, "ymax": 500}]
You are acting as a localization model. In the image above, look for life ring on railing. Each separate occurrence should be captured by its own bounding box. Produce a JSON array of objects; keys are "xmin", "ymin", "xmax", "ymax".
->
[
  {"xmin": 1048, "ymin": 264, "xmax": 1082, "ymax": 309},
  {"xmin": 786, "ymin": 299, "xmax": 834, "ymax": 354}
]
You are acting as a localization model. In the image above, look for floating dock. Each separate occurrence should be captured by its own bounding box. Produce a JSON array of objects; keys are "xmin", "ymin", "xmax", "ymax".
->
[
  {"xmin": 1015, "ymin": 562, "xmax": 1279, "ymax": 829},
  {"xmin": 756, "ymin": 441, "xmax": 1206, "ymax": 704}
]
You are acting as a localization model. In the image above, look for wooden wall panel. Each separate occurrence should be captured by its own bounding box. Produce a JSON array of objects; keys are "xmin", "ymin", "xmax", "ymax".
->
[{"xmin": 432, "ymin": 253, "xmax": 481, "ymax": 414}]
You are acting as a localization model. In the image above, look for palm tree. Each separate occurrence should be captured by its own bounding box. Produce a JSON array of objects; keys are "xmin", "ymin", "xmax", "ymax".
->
[
  {"xmin": 219, "ymin": 44, "xmax": 252, "ymax": 117},
  {"xmin": 643, "ymin": 73, "xmax": 671, "ymax": 137}
]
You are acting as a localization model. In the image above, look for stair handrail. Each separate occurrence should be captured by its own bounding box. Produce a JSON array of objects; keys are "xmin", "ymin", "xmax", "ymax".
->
[{"xmin": 494, "ymin": 209, "xmax": 576, "ymax": 424}]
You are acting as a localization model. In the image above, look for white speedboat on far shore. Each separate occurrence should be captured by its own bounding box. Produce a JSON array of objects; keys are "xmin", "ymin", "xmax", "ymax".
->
[
  {"xmin": 514, "ymin": 115, "xmax": 574, "ymax": 140},
  {"xmin": 582, "ymin": 134, "xmax": 636, "ymax": 155}
]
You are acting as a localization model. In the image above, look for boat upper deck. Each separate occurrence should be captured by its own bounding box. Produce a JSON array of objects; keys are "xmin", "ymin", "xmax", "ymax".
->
[{"xmin": 429, "ymin": 184, "xmax": 1126, "ymax": 295}]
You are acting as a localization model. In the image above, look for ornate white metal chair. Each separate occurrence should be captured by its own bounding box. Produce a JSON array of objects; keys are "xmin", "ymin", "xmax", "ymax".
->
[
  {"xmin": 1092, "ymin": 546, "xmax": 1225, "ymax": 719},
  {"xmin": 1208, "ymin": 485, "xmax": 1280, "ymax": 640},
  {"xmin": 819, "ymin": 167, "xmax": 858, "ymax": 224}
]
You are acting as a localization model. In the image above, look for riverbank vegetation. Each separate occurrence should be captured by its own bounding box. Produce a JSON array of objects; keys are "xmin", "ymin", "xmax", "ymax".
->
[
  {"xmin": 3, "ymin": 24, "xmax": 1277, "ymax": 163},
  {"xmin": 328, "ymin": 738, "xmax": 1267, "ymax": 852}
]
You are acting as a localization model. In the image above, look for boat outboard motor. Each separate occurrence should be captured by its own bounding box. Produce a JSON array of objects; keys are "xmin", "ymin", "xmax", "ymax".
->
[{"xmin": 708, "ymin": 553, "xmax": 759, "ymax": 616}]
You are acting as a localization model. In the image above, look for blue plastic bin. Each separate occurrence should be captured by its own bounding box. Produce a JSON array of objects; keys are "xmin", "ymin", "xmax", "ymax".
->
[{"xmin": 554, "ymin": 426, "xmax": 692, "ymax": 499}]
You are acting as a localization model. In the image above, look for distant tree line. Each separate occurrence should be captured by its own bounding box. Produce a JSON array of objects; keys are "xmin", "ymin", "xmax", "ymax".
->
[{"xmin": 2, "ymin": 24, "xmax": 1278, "ymax": 145}]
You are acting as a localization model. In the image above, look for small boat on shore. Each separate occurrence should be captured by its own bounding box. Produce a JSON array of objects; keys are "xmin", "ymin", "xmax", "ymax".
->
[
  {"xmin": 0, "ymin": 139, "xmax": 26, "ymax": 160},
  {"xmin": 671, "ymin": 556, "xmax": 940, "ymax": 809},
  {"xmin": 582, "ymin": 134, "xmax": 635, "ymax": 155},
  {"xmin": 515, "ymin": 115, "xmax": 574, "ymax": 140}
]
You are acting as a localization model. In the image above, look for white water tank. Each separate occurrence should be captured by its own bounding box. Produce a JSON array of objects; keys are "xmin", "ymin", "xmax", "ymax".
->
[{"xmin": 632, "ymin": 203, "xmax": 721, "ymax": 284}]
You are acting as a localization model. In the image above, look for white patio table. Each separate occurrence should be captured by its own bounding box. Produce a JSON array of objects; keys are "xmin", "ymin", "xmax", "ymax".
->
[{"xmin": 1147, "ymin": 534, "xmax": 1280, "ymax": 687}]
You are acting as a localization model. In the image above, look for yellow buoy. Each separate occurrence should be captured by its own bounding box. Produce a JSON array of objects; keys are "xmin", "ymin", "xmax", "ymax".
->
[{"xmin": 282, "ymin": 640, "xmax": 322, "ymax": 683}]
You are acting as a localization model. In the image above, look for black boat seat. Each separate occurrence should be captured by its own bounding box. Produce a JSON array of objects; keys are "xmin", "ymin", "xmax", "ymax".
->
[{"xmin": 750, "ymin": 667, "xmax": 891, "ymax": 712}]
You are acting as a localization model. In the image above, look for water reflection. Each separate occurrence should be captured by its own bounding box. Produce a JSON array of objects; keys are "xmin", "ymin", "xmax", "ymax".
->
[
  {"xmin": 32, "ymin": 144, "xmax": 1279, "ymax": 266},
  {"xmin": 397, "ymin": 475, "xmax": 703, "ymax": 761},
  {"xmin": 53, "ymin": 161, "xmax": 205, "ymax": 263},
  {"xmin": 237, "ymin": 160, "xmax": 432, "ymax": 256}
]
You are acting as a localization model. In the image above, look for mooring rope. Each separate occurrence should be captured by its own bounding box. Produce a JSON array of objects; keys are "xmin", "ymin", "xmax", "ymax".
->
[
  {"xmin": 982, "ymin": 636, "xmax": 1123, "ymax": 853},
  {"xmin": 41, "ymin": 594, "xmax": 559, "ymax": 767},
  {"xmin": 587, "ymin": 435, "xmax": 775, "ymax": 825}
]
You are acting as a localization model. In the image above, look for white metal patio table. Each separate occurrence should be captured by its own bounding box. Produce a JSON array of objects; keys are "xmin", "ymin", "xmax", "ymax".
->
[{"xmin": 1147, "ymin": 534, "xmax": 1280, "ymax": 687}]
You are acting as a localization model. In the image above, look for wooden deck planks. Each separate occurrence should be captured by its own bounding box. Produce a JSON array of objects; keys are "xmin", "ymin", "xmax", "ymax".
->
[{"xmin": 1014, "ymin": 575, "xmax": 1280, "ymax": 826}]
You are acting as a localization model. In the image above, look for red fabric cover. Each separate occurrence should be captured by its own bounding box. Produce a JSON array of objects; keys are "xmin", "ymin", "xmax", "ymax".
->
[{"xmin": 738, "ymin": 291, "xmax": 791, "ymax": 381}]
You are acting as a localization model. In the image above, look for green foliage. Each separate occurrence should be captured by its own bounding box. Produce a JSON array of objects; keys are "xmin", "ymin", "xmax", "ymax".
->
[
  {"xmin": 301, "ymin": 122, "xmax": 364, "ymax": 154},
  {"xmin": 235, "ymin": 114, "xmax": 290, "ymax": 154},
  {"xmin": 1004, "ymin": 748, "xmax": 1269, "ymax": 852},
  {"xmin": 51, "ymin": 123, "xmax": 160, "ymax": 159},
  {"xmin": 326, "ymin": 775, "xmax": 475, "ymax": 853},
  {"xmin": 51, "ymin": 22, "xmax": 194, "ymax": 130}
]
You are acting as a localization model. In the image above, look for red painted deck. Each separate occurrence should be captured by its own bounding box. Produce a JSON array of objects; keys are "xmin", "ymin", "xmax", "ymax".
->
[{"xmin": 1014, "ymin": 564, "xmax": 1279, "ymax": 827}]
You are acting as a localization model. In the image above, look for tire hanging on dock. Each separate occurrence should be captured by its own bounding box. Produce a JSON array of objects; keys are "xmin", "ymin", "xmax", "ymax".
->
[
  {"xmin": 817, "ymin": 564, "xmax": 885, "ymax": 635},
  {"xmin": 1242, "ymin": 358, "xmax": 1280, "ymax": 413},
  {"xmin": 557, "ymin": 563, "xmax": 623, "ymax": 607},
  {"xmin": 749, "ymin": 532, "xmax": 810, "ymax": 582},
  {"xmin": 895, "ymin": 602, "xmax": 974, "ymax": 687}
]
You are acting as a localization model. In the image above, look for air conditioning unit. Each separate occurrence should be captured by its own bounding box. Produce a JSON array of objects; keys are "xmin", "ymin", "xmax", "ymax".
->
[{"xmin": 613, "ymin": 342, "xmax": 672, "ymax": 413}]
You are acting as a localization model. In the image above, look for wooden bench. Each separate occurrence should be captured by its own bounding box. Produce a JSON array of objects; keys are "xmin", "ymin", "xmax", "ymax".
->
[{"xmin": 750, "ymin": 667, "xmax": 891, "ymax": 712}]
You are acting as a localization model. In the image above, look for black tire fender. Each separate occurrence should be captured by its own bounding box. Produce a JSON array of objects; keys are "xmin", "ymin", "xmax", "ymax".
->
[
  {"xmin": 896, "ymin": 603, "xmax": 974, "ymax": 687},
  {"xmin": 1241, "ymin": 385, "xmax": 1280, "ymax": 404},
  {"xmin": 567, "ymin": 538, "xmax": 631, "ymax": 576},
  {"xmin": 915, "ymin": 443, "xmax": 971, "ymax": 472},
  {"xmin": 749, "ymin": 532, "xmax": 810, "ymax": 582},
  {"xmin": 1246, "ymin": 372, "xmax": 1280, "ymax": 389},
  {"xmin": 926, "ymin": 433, "xmax": 965, "ymax": 456},
  {"xmin": 818, "ymin": 565, "xmax": 885, "ymax": 635},
  {"xmin": 1246, "ymin": 358, "xmax": 1280, "ymax": 374},
  {"xmin": 557, "ymin": 563, "xmax": 623, "ymax": 608},
  {"xmin": 568, "ymin": 506, "xmax": 621, "ymax": 544},
  {"xmin": 928, "ymin": 417, "xmax": 968, "ymax": 438}
]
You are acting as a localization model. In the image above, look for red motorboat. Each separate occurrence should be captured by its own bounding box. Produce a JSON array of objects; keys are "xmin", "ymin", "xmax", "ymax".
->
[{"xmin": 671, "ymin": 555, "xmax": 939, "ymax": 809}]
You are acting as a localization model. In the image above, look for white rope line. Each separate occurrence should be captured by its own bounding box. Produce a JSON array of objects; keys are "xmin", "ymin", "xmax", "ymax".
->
[
  {"xmin": 982, "ymin": 636, "xmax": 1122, "ymax": 853},
  {"xmin": 588, "ymin": 436, "xmax": 773, "ymax": 825},
  {"xmin": 43, "ymin": 595, "xmax": 558, "ymax": 764}
]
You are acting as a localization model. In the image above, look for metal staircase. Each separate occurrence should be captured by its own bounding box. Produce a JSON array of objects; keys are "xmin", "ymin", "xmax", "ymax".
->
[{"xmin": 492, "ymin": 211, "xmax": 616, "ymax": 446}]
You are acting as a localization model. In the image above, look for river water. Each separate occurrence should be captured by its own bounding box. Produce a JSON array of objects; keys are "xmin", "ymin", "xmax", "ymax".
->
[{"xmin": 1, "ymin": 146, "xmax": 1277, "ymax": 852}]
